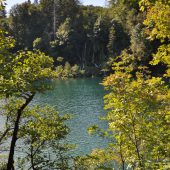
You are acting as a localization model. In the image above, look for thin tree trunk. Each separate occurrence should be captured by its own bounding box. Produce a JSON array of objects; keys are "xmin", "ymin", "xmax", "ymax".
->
[
  {"xmin": 30, "ymin": 141, "xmax": 36, "ymax": 170},
  {"xmin": 7, "ymin": 93, "xmax": 35, "ymax": 170},
  {"xmin": 119, "ymin": 135, "xmax": 125, "ymax": 170},
  {"xmin": 84, "ymin": 42, "xmax": 87, "ymax": 68},
  {"xmin": 0, "ymin": 128, "xmax": 10, "ymax": 143},
  {"xmin": 132, "ymin": 117, "xmax": 143, "ymax": 169},
  {"xmin": 53, "ymin": 0, "xmax": 56, "ymax": 40}
]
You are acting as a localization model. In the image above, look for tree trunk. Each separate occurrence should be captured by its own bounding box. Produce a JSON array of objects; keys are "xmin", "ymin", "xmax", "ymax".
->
[
  {"xmin": 0, "ymin": 128, "xmax": 10, "ymax": 143},
  {"xmin": 119, "ymin": 135, "xmax": 125, "ymax": 170},
  {"xmin": 132, "ymin": 117, "xmax": 143, "ymax": 169},
  {"xmin": 7, "ymin": 93, "xmax": 35, "ymax": 170},
  {"xmin": 53, "ymin": 0, "xmax": 56, "ymax": 40},
  {"xmin": 30, "ymin": 143, "xmax": 36, "ymax": 170}
]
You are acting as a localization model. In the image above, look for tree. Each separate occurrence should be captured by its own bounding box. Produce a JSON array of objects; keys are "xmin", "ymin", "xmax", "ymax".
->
[
  {"xmin": 17, "ymin": 106, "xmax": 72, "ymax": 169},
  {"xmin": 4, "ymin": 50, "xmax": 54, "ymax": 169},
  {"xmin": 107, "ymin": 21, "xmax": 129, "ymax": 57},
  {"xmin": 50, "ymin": 16, "xmax": 85, "ymax": 65},
  {"xmin": 9, "ymin": 2, "xmax": 44, "ymax": 49},
  {"xmin": 103, "ymin": 67, "xmax": 170, "ymax": 169},
  {"xmin": 86, "ymin": 59, "xmax": 170, "ymax": 169},
  {"xmin": 141, "ymin": 0, "xmax": 170, "ymax": 77},
  {"xmin": 95, "ymin": 1, "xmax": 170, "ymax": 168},
  {"xmin": 92, "ymin": 15, "xmax": 109, "ymax": 65},
  {"xmin": 40, "ymin": 0, "xmax": 80, "ymax": 40},
  {"xmin": 0, "ymin": 10, "xmax": 55, "ymax": 168}
]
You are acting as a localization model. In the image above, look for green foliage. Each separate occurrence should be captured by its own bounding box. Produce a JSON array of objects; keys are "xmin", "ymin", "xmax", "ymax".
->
[
  {"xmin": 130, "ymin": 23, "xmax": 150, "ymax": 61},
  {"xmin": 0, "ymin": 0, "xmax": 5, "ymax": 10},
  {"xmin": 99, "ymin": 4, "xmax": 170, "ymax": 164},
  {"xmin": 56, "ymin": 18, "xmax": 72, "ymax": 46},
  {"xmin": 0, "ymin": 7, "xmax": 60, "ymax": 168},
  {"xmin": 1, "ymin": 0, "xmax": 170, "ymax": 169},
  {"xmin": 40, "ymin": 0, "xmax": 80, "ymax": 26},
  {"xmin": 85, "ymin": 1, "xmax": 170, "ymax": 164},
  {"xmin": 142, "ymin": 0, "xmax": 170, "ymax": 77},
  {"xmin": 151, "ymin": 44, "xmax": 170, "ymax": 77},
  {"xmin": 93, "ymin": 35, "xmax": 170, "ymax": 168},
  {"xmin": 22, "ymin": 106, "xmax": 70, "ymax": 141},
  {"xmin": 108, "ymin": 0, "xmax": 140, "ymax": 9},
  {"xmin": 107, "ymin": 21, "xmax": 129, "ymax": 57},
  {"xmin": 17, "ymin": 106, "xmax": 72, "ymax": 169},
  {"xmin": 33, "ymin": 37, "xmax": 43, "ymax": 49},
  {"xmin": 0, "ymin": 49, "xmax": 54, "ymax": 97},
  {"xmin": 57, "ymin": 56, "xmax": 64, "ymax": 63},
  {"xmin": 9, "ymin": 2, "xmax": 44, "ymax": 49},
  {"xmin": 143, "ymin": 1, "xmax": 170, "ymax": 41},
  {"xmin": 2, "ymin": 0, "xmax": 155, "ymax": 72},
  {"xmin": 103, "ymin": 70, "xmax": 170, "ymax": 169},
  {"xmin": 6, "ymin": 1, "xmax": 110, "ymax": 67},
  {"xmin": 55, "ymin": 61, "xmax": 85, "ymax": 79},
  {"xmin": 57, "ymin": 57, "xmax": 64, "ymax": 63},
  {"xmin": 75, "ymin": 149, "xmax": 118, "ymax": 170},
  {"xmin": 0, "ymin": 163, "xmax": 6, "ymax": 170},
  {"xmin": 0, "ymin": 29, "xmax": 15, "ymax": 50}
]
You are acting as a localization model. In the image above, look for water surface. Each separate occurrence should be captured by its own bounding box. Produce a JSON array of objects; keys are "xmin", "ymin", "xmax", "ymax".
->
[{"xmin": 35, "ymin": 78, "xmax": 108, "ymax": 156}]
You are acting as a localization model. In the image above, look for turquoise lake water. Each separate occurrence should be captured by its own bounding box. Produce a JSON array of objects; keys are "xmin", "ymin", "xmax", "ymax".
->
[{"xmin": 34, "ymin": 78, "xmax": 108, "ymax": 156}]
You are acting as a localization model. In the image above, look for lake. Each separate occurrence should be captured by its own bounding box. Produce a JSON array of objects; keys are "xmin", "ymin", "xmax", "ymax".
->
[
  {"xmin": 0, "ymin": 78, "xmax": 108, "ymax": 158},
  {"xmin": 0, "ymin": 78, "xmax": 123, "ymax": 169},
  {"xmin": 34, "ymin": 78, "xmax": 108, "ymax": 156}
]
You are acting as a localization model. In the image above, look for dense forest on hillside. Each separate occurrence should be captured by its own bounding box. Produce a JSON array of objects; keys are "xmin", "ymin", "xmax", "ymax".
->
[
  {"xmin": 0, "ymin": 0, "xmax": 168, "ymax": 76},
  {"xmin": 0, "ymin": 0, "xmax": 170, "ymax": 169}
]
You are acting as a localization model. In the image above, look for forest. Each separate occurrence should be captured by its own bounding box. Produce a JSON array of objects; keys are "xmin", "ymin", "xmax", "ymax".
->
[{"xmin": 0, "ymin": 0, "xmax": 170, "ymax": 169}]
